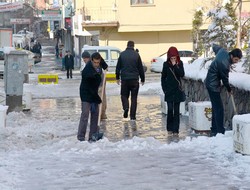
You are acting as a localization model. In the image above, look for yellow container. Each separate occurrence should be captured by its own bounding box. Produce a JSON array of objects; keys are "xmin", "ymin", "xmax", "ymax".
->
[
  {"xmin": 106, "ymin": 73, "xmax": 116, "ymax": 83},
  {"xmin": 38, "ymin": 74, "xmax": 59, "ymax": 84}
]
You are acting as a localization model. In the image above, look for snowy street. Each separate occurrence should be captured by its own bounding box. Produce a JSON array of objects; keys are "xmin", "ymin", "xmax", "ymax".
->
[{"xmin": 1, "ymin": 56, "xmax": 250, "ymax": 189}]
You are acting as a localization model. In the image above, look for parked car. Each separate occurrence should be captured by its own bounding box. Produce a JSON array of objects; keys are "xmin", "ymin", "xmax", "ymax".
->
[
  {"xmin": 150, "ymin": 50, "xmax": 194, "ymax": 73},
  {"xmin": 17, "ymin": 30, "xmax": 34, "ymax": 39},
  {"xmin": 81, "ymin": 45, "xmax": 147, "ymax": 72}
]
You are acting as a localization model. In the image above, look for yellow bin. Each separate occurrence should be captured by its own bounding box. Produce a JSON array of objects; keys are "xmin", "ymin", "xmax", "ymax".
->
[
  {"xmin": 38, "ymin": 74, "xmax": 59, "ymax": 84},
  {"xmin": 106, "ymin": 73, "xmax": 116, "ymax": 83}
]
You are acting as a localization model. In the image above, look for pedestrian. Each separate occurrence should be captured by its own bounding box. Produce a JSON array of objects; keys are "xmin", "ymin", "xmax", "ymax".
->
[
  {"xmin": 161, "ymin": 46, "xmax": 185, "ymax": 136},
  {"xmin": 205, "ymin": 44, "xmax": 242, "ymax": 137},
  {"xmin": 64, "ymin": 50, "xmax": 74, "ymax": 79},
  {"xmin": 81, "ymin": 51, "xmax": 91, "ymax": 73},
  {"xmin": 116, "ymin": 41, "xmax": 145, "ymax": 120},
  {"xmin": 55, "ymin": 44, "xmax": 59, "ymax": 59},
  {"xmin": 77, "ymin": 52, "xmax": 104, "ymax": 142},
  {"xmin": 81, "ymin": 51, "xmax": 109, "ymax": 120}
]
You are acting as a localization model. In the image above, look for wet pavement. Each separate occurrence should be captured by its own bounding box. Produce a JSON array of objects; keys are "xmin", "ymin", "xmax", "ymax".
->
[
  {"xmin": 17, "ymin": 55, "xmax": 193, "ymax": 143},
  {"xmin": 25, "ymin": 95, "xmax": 190, "ymax": 143}
]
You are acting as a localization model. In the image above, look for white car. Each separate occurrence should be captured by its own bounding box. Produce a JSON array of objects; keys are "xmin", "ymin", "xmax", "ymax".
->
[
  {"xmin": 81, "ymin": 45, "xmax": 121, "ymax": 73},
  {"xmin": 81, "ymin": 45, "xmax": 147, "ymax": 73},
  {"xmin": 150, "ymin": 50, "xmax": 194, "ymax": 73},
  {"xmin": 17, "ymin": 30, "xmax": 34, "ymax": 39}
]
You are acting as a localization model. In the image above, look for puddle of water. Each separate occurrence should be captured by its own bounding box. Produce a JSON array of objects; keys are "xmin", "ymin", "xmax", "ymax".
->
[{"xmin": 27, "ymin": 95, "xmax": 190, "ymax": 143}]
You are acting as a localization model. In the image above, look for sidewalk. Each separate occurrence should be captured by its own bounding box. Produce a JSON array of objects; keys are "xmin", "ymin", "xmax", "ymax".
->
[{"xmin": 27, "ymin": 94, "xmax": 190, "ymax": 143}]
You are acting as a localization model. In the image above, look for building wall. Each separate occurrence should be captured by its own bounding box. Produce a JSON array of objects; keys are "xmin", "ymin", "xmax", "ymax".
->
[
  {"xmin": 99, "ymin": 30, "xmax": 192, "ymax": 63},
  {"xmin": 117, "ymin": 0, "xmax": 205, "ymax": 32}
]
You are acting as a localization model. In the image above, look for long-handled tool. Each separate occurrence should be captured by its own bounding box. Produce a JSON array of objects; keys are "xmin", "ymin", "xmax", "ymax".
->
[
  {"xmin": 97, "ymin": 70, "xmax": 107, "ymax": 127},
  {"xmin": 230, "ymin": 94, "xmax": 238, "ymax": 115}
]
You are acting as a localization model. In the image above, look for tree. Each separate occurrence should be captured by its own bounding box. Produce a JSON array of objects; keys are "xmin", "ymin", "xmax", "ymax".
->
[
  {"xmin": 192, "ymin": 9, "xmax": 204, "ymax": 57},
  {"xmin": 203, "ymin": 6, "xmax": 237, "ymax": 50}
]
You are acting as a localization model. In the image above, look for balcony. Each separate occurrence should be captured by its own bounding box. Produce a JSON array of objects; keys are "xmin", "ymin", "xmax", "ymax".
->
[{"xmin": 82, "ymin": 7, "xmax": 119, "ymax": 28}]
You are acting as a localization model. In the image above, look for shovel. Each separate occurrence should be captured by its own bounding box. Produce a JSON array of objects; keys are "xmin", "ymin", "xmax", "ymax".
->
[
  {"xmin": 229, "ymin": 94, "xmax": 238, "ymax": 115},
  {"xmin": 98, "ymin": 70, "xmax": 107, "ymax": 127}
]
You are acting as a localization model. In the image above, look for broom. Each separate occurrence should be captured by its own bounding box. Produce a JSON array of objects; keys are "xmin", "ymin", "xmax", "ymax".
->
[{"xmin": 98, "ymin": 70, "xmax": 107, "ymax": 127}]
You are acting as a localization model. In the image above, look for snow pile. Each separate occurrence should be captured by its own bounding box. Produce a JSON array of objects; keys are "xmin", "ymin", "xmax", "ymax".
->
[{"xmin": 1, "ymin": 110, "xmax": 250, "ymax": 189}]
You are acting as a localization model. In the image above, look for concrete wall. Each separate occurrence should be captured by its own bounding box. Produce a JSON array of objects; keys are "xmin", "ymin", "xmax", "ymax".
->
[{"xmin": 182, "ymin": 78, "xmax": 250, "ymax": 130}]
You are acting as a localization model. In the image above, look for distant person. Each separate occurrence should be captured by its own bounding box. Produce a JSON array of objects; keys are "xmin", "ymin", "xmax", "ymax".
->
[
  {"xmin": 205, "ymin": 44, "xmax": 242, "ymax": 137},
  {"xmin": 64, "ymin": 50, "xmax": 74, "ymax": 79},
  {"xmin": 77, "ymin": 52, "xmax": 104, "ymax": 142},
  {"xmin": 116, "ymin": 41, "xmax": 145, "ymax": 120},
  {"xmin": 55, "ymin": 44, "xmax": 59, "ymax": 58},
  {"xmin": 81, "ymin": 51, "xmax": 91, "ymax": 73},
  {"xmin": 161, "ymin": 47, "xmax": 185, "ymax": 136},
  {"xmin": 81, "ymin": 51, "xmax": 108, "ymax": 120},
  {"xmin": 37, "ymin": 42, "xmax": 42, "ymax": 57}
]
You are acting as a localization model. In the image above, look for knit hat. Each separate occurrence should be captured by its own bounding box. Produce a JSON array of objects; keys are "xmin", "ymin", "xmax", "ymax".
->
[
  {"xmin": 81, "ymin": 51, "xmax": 90, "ymax": 58},
  {"xmin": 167, "ymin": 46, "xmax": 180, "ymax": 63}
]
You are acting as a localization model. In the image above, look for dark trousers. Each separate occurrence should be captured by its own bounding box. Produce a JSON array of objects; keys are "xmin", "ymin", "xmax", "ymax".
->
[
  {"xmin": 121, "ymin": 80, "xmax": 139, "ymax": 119},
  {"xmin": 77, "ymin": 102, "xmax": 99, "ymax": 140},
  {"xmin": 66, "ymin": 68, "xmax": 72, "ymax": 78},
  {"xmin": 208, "ymin": 90, "xmax": 225, "ymax": 135},
  {"xmin": 167, "ymin": 102, "xmax": 180, "ymax": 133}
]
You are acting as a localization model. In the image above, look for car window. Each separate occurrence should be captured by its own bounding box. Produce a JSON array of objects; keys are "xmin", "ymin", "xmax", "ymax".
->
[
  {"xmin": 178, "ymin": 51, "xmax": 193, "ymax": 57},
  {"xmin": 0, "ymin": 51, "xmax": 4, "ymax": 60},
  {"xmin": 185, "ymin": 51, "xmax": 193, "ymax": 57},
  {"xmin": 111, "ymin": 50, "xmax": 120, "ymax": 60},
  {"xmin": 98, "ymin": 50, "xmax": 108, "ymax": 60}
]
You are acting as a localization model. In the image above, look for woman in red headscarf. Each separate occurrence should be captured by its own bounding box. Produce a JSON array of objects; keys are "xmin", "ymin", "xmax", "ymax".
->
[{"xmin": 161, "ymin": 47, "xmax": 185, "ymax": 136}]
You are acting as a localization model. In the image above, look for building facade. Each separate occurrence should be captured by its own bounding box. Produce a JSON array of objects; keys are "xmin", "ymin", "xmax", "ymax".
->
[{"xmin": 74, "ymin": 0, "xmax": 250, "ymax": 63}]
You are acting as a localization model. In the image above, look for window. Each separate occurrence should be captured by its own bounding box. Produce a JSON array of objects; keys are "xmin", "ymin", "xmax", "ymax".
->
[
  {"xmin": 111, "ymin": 50, "xmax": 120, "ymax": 60},
  {"xmin": 131, "ymin": 0, "xmax": 154, "ymax": 5},
  {"xmin": 98, "ymin": 50, "xmax": 108, "ymax": 60}
]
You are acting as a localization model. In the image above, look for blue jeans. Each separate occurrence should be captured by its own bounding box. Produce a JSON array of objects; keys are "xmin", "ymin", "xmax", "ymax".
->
[{"xmin": 208, "ymin": 90, "xmax": 225, "ymax": 135}]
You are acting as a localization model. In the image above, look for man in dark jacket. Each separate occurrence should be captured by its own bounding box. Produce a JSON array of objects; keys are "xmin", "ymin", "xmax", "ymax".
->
[
  {"xmin": 77, "ymin": 52, "xmax": 104, "ymax": 142},
  {"xmin": 81, "ymin": 51, "xmax": 108, "ymax": 120},
  {"xmin": 116, "ymin": 41, "xmax": 145, "ymax": 120},
  {"xmin": 64, "ymin": 51, "xmax": 74, "ymax": 79},
  {"xmin": 205, "ymin": 44, "xmax": 242, "ymax": 136}
]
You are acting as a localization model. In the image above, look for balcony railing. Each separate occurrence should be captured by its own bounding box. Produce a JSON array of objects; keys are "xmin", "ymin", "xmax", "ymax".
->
[{"xmin": 83, "ymin": 7, "xmax": 118, "ymax": 23}]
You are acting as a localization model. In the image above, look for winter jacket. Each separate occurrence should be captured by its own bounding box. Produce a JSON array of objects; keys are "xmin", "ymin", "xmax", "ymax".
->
[
  {"xmin": 161, "ymin": 61, "xmax": 185, "ymax": 102},
  {"xmin": 80, "ymin": 61, "xmax": 102, "ymax": 104},
  {"xmin": 205, "ymin": 45, "xmax": 232, "ymax": 93},
  {"xmin": 65, "ymin": 54, "xmax": 74, "ymax": 69},
  {"xmin": 116, "ymin": 47, "xmax": 145, "ymax": 82}
]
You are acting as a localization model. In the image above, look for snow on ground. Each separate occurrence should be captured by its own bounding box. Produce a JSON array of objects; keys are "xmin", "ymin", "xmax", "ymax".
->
[
  {"xmin": 22, "ymin": 80, "xmax": 162, "ymax": 99},
  {"xmin": 1, "ymin": 111, "xmax": 250, "ymax": 189}
]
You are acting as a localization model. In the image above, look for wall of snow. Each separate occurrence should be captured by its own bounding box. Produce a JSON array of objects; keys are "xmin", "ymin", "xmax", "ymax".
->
[{"xmin": 182, "ymin": 78, "xmax": 250, "ymax": 129}]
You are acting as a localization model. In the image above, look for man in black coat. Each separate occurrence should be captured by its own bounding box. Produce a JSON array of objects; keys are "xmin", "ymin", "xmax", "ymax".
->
[
  {"xmin": 81, "ymin": 51, "xmax": 109, "ymax": 120},
  {"xmin": 205, "ymin": 44, "xmax": 242, "ymax": 136},
  {"xmin": 64, "ymin": 50, "xmax": 74, "ymax": 79},
  {"xmin": 116, "ymin": 41, "xmax": 145, "ymax": 120},
  {"xmin": 77, "ymin": 52, "xmax": 104, "ymax": 142}
]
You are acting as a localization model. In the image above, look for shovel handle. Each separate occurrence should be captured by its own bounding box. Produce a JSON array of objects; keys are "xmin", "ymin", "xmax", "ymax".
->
[
  {"xmin": 230, "ymin": 94, "xmax": 238, "ymax": 115},
  {"xmin": 98, "ymin": 70, "xmax": 107, "ymax": 126}
]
